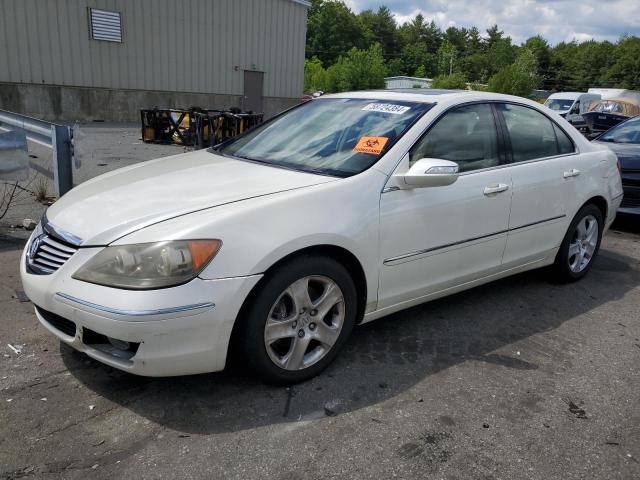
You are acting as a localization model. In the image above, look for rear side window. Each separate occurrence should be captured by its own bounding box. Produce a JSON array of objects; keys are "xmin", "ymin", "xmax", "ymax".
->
[
  {"xmin": 410, "ymin": 103, "xmax": 499, "ymax": 173},
  {"xmin": 554, "ymin": 124, "xmax": 575, "ymax": 154},
  {"xmin": 498, "ymin": 104, "xmax": 574, "ymax": 162}
]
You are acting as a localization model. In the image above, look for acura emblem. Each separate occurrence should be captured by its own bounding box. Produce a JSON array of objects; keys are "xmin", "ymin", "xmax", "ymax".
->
[{"xmin": 28, "ymin": 234, "xmax": 43, "ymax": 259}]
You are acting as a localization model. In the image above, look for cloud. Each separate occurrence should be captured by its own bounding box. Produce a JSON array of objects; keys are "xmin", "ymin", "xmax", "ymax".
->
[{"xmin": 342, "ymin": 0, "xmax": 640, "ymax": 44}]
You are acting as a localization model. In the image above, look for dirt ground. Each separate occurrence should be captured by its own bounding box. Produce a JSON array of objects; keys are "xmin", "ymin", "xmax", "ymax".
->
[{"xmin": 1, "ymin": 219, "xmax": 639, "ymax": 479}]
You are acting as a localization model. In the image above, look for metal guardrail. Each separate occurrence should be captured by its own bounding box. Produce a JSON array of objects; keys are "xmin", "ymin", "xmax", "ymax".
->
[{"xmin": 0, "ymin": 109, "xmax": 73, "ymax": 196}]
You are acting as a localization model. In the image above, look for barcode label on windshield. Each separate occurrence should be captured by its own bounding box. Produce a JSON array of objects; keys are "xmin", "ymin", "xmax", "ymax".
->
[{"xmin": 362, "ymin": 103, "xmax": 411, "ymax": 115}]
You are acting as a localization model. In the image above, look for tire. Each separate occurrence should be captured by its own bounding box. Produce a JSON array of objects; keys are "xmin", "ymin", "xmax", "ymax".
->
[
  {"xmin": 237, "ymin": 255, "xmax": 358, "ymax": 385},
  {"xmin": 552, "ymin": 204, "xmax": 603, "ymax": 282}
]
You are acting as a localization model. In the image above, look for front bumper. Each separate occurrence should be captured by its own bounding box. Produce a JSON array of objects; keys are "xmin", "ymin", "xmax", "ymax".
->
[{"xmin": 20, "ymin": 241, "xmax": 261, "ymax": 376}]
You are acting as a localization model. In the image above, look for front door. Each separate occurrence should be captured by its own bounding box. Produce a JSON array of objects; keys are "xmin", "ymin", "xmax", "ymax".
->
[
  {"xmin": 378, "ymin": 103, "xmax": 513, "ymax": 309},
  {"xmin": 243, "ymin": 70, "xmax": 264, "ymax": 113}
]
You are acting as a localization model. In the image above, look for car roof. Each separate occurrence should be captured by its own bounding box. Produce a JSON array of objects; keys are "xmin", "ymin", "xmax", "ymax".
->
[
  {"xmin": 321, "ymin": 89, "xmax": 539, "ymax": 105},
  {"xmin": 548, "ymin": 92, "xmax": 597, "ymax": 100}
]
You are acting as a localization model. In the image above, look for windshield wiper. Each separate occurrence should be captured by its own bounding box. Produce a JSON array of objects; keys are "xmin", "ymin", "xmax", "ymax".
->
[{"xmin": 297, "ymin": 166, "xmax": 347, "ymax": 178}]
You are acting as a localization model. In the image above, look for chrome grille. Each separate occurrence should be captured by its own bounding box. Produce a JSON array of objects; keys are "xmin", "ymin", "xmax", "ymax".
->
[{"xmin": 27, "ymin": 233, "xmax": 78, "ymax": 274}]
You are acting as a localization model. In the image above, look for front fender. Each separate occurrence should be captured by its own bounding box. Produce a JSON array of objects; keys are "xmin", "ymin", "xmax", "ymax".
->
[{"xmin": 114, "ymin": 169, "xmax": 388, "ymax": 308}]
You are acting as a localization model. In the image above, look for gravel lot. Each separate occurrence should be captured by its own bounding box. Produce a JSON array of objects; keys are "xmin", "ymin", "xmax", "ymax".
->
[
  {"xmin": 0, "ymin": 222, "xmax": 639, "ymax": 479},
  {"xmin": 0, "ymin": 126, "xmax": 638, "ymax": 479}
]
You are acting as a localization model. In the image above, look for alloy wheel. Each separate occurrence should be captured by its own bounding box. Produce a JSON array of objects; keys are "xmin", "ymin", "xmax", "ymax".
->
[
  {"xmin": 568, "ymin": 214, "xmax": 598, "ymax": 273},
  {"xmin": 264, "ymin": 275, "xmax": 345, "ymax": 371}
]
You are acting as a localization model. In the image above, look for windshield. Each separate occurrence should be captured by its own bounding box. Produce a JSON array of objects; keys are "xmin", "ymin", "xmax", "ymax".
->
[
  {"xmin": 544, "ymin": 99, "xmax": 575, "ymax": 111},
  {"xmin": 591, "ymin": 101, "xmax": 625, "ymax": 114},
  {"xmin": 216, "ymin": 98, "xmax": 433, "ymax": 177},
  {"xmin": 598, "ymin": 116, "xmax": 640, "ymax": 144}
]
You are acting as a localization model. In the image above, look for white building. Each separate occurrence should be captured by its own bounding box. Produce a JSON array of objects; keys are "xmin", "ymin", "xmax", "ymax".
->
[
  {"xmin": 0, "ymin": 0, "xmax": 310, "ymax": 121},
  {"xmin": 385, "ymin": 76, "xmax": 433, "ymax": 90}
]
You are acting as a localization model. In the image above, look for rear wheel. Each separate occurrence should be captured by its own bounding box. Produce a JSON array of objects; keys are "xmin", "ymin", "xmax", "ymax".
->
[
  {"xmin": 552, "ymin": 204, "xmax": 603, "ymax": 282},
  {"xmin": 238, "ymin": 255, "xmax": 357, "ymax": 385}
]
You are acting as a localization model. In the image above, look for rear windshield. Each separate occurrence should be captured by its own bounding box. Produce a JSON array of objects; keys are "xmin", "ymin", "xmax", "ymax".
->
[{"xmin": 216, "ymin": 98, "xmax": 433, "ymax": 177}]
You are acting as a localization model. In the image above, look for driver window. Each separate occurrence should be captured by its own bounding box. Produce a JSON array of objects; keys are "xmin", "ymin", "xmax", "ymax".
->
[
  {"xmin": 409, "ymin": 103, "xmax": 499, "ymax": 173},
  {"xmin": 570, "ymin": 101, "xmax": 580, "ymax": 114}
]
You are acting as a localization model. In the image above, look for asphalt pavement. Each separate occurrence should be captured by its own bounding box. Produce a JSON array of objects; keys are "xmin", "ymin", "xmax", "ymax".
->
[{"xmin": 0, "ymin": 220, "xmax": 639, "ymax": 479}]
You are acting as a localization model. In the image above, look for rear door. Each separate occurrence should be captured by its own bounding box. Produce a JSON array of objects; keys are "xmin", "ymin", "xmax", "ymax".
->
[{"xmin": 496, "ymin": 103, "xmax": 580, "ymax": 267}]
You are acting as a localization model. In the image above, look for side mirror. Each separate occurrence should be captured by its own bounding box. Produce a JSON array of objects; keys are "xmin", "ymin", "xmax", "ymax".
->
[{"xmin": 397, "ymin": 158, "xmax": 459, "ymax": 189}]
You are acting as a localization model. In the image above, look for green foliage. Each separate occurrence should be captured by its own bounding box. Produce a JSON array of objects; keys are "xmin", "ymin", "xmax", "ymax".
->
[
  {"xmin": 304, "ymin": 57, "xmax": 329, "ymax": 92},
  {"xmin": 414, "ymin": 65, "xmax": 427, "ymax": 78},
  {"xmin": 306, "ymin": 1, "xmax": 366, "ymax": 65},
  {"xmin": 305, "ymin": 1, "xmax": 640, "ymax": 93},
  {"xmin": 304, "ymin": 43, "xmax": 387, "ymax": 93},
  {"xmin": 436, "ymin": 40, "xmax": 458, "ymax": 76},
  {"xmin": 432, "ymin": 73, "xmax": 468, "ymax": 89},
  {"xmin": 358, "ymin": 6, "xmax": 399, "ymax": 58},
  {"xmin": 488, "ymin": 48, "xmax": 540, "ymax": 97},
  {"xmin": 600, "ymin": 36, "xmax": 640, "ymax": 90}
]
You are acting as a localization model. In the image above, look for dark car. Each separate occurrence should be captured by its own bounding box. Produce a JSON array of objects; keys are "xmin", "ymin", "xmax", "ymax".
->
[{"xmin": 593, "ymin": 116, "xmax": 640, "ymax": 216}]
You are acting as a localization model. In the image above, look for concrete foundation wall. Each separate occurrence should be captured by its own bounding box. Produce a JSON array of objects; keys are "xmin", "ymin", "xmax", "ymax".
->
[{"xmin": 0, "ymin": 83, "xmax": 300, "ymax": 122}]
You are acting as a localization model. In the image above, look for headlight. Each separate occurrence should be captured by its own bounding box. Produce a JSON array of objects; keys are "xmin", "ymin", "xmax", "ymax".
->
[{"xmin": 72, "ymin": 240, "xmax": 222, "ymax": 289}]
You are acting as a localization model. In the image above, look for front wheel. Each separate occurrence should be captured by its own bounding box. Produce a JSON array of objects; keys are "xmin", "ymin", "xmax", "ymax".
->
[
  {"xmin": 238, "ymin": 255, "xmax": 357, "ymax": 385},
  {"xmin": 552, "ymin": 204, "xmax": 603, "ymax": 282}
]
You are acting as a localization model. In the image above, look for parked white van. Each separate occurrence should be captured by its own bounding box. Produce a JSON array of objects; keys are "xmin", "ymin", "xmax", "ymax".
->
[{"xmin": 544, "ymin": 92, "xmax": 601, "ymax": 130}]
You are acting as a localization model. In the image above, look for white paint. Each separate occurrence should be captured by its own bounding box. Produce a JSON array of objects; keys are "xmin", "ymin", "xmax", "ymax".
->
[{"xmin": 20, "ymin": 90, "xmax": 623, "ymax": 377}]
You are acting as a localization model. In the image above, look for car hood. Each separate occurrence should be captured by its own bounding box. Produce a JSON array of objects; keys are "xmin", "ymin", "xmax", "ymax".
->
[
  {"xmin": 593, "ymin": 141, "xmax": 640, "ymax": 171},
  {"xmin": 45, "ymin": 150, "xmax": 336, "ymax": 245}
]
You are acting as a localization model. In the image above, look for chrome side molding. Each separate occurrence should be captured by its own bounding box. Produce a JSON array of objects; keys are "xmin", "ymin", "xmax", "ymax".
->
[{"xmin": 54, "ymin": 292, "xmax": 215, "ymax": 317}]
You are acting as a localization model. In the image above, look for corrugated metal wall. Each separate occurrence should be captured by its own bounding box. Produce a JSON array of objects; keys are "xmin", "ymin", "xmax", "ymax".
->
[{"xmin": 0, "ymin": 0, "xmax": 308, "ymax": 98}]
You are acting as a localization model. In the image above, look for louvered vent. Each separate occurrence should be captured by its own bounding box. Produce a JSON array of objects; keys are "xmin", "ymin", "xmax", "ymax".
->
[{"xmin": 89, "ymin": 8, "xmax": 122, "ymax": 43}]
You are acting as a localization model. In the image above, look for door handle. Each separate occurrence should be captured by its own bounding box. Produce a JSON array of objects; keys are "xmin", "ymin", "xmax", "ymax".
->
[
  {"xmin": 483, "ymin": 183, "xmax": 510, "ymax": 195},
  {"xmin": 563, "ymin": 169, "xmax": 581, "ymax": 178}
]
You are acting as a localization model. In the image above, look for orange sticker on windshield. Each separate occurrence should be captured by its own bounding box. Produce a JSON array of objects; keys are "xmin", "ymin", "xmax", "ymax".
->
[{"xmin": 354, "ymin": 136, "xmax": 389, "ymax": 155}]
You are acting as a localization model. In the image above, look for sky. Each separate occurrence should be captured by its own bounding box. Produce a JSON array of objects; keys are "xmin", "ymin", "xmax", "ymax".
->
[{"xmin": 342, "ymin": 0, "xmax": 640, "ymax": 45}]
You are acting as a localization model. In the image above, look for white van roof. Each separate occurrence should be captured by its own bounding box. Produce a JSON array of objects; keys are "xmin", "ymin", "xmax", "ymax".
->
[
  {"xmin": 588, "ymin": 88, "xmax": 626, "ymax": 99},
  {"xmin": 547, "ymin": 92, "xmax": 598, "ymax": 100}
]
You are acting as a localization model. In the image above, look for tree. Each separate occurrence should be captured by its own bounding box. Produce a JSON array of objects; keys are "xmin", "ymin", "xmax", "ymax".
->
[
  {"xmin": 358, "ymin": 6, "xmax": 399, "ymax": 58},
  {"xmin": 432, "ymin": 72, "xmax": 467, "ymax": 89},
  {"xmin": 602, "ymin": 36, "xmax": 640, "ymax": 89},
  {"xmin": 524, "ymin": 36, "xmax": 551, "ymax": 73},
  {"xmin": 414, "ymin": 65, "xmax": 427, "ymax": 78},
  {"xmin": 484, "ymin": 24, "xmax": 504, "ymax": 51},
  {"xmin": 326, "ymin": 43, "xmax": 387, "ymax": 92},
  {"xmin": 466, "ymin": 27, "xmax": 482, "ymax": 55},
  {"xmin": 397, "ymin": 42, "xmax": 436, "ymax": 77},
  {"xmin": 488, "ymin": 48, "xmax": 540, "ymax": 97},
  {"xmin": 460, "ymin": 53, "xmax": 490, "ymax": 83},
  {"xmin": 445, "ymin": 26, "xmax": 468, "ymax": 56},
  {"xmin": 486, "ymin": 37, "xmax": 517, "ymax": 76},
  {"xmin": 437, "ymin": 40, "xmax": 457, "ymax": 76},
  {"xmin": 397, "ymin": 13, "xmax": 427, "ymax": 45},
  {"xmin": 304, "ymin": 57, "xmax": 329, "ymax": 92},
  {"xmin": 306, "ymin": 1, "xmax": 366, "ymax": 65},
  {"xmin": 304, "ymin": 3, "xmax": 640, "ymax": 94}
]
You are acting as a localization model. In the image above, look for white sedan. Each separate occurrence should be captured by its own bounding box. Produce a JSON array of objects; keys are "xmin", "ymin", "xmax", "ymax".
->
[{"xmin": 20, "ymin": 90, "xmax": 623, "ymax": 384}]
